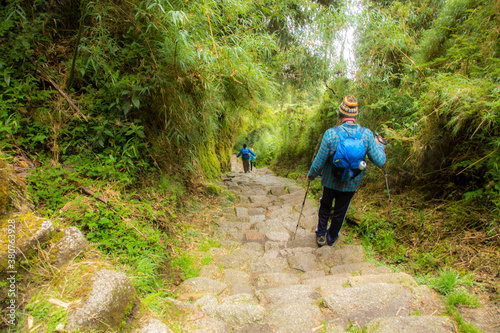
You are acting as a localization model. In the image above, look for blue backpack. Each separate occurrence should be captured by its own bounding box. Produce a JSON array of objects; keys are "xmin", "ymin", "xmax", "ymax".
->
[
  {"xmin": 332, "ymin": 127, "xmax": 366, "ymax": 181},
  {"xmin": 241, "ymin": 148, "xmax": 251, "ymax": 159}
]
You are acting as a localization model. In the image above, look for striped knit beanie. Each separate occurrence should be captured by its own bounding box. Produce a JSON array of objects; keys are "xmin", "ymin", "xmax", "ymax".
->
[{"xmin": 339, "ymin": 95, "xmax": 358, "ymax": 117}]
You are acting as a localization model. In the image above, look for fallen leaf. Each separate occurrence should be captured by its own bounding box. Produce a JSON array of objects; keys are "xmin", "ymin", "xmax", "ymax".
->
[{"xmin": 48, "ymin": 299, "xmax": 70, "ymax": 308}]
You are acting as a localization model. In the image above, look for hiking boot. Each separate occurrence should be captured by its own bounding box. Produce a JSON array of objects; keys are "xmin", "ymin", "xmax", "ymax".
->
[{"xmin": 316, "ymin": 235, "xmax": 326, "ymax": 247}]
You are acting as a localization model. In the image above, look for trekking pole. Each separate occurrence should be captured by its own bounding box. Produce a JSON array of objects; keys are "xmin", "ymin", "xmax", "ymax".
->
[
  {"xmin": 382, "ymin": 167, "xmax": 392, "ymax": 207},
  {"xmin": 376, "ymin": 132, "xmax": 395, "ymax": 224},
  {"xmin": 293, "ymin": 180, "xmax": 310, "ymax": 240}
]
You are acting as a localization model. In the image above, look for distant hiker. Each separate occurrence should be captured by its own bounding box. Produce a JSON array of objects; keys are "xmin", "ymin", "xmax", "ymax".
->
[
  {"xmin": 250, "ymin": 148, "xmax": 256, "ymax": 171},
  {"xmin": 237, "ymin": 144, "xmax": 256, "ymax": 173},
  {"xmin": 307, "ymin": 95, "xmax": 386, "ymax": 247}
]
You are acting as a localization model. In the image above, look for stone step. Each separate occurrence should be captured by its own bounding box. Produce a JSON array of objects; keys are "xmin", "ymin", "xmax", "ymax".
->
[
  {"xmin": 199, "ymin": 294, "xmax": 266, "ymax": 326},
  {"xmin": 364, "ymin": 316, "xmax": 456, "ymax": 333},
  {"xmin": 247, "ymin": 256, "xmax": 290, "ymax": 274},
  {"xmin": 198, "ymin": 167, "xmax": 456, "ymax": 332},
  {"xmin": 322, "ymin": 283, "xmax": 412, "ymax": 327},
  {"xmin": 287, "ymin": 233, "xmax": 318, "ymax": 248},
  {"xmin": 329, "ymin": 262, "xmax": 392, "ymax": 276},
  {"xmin": 349, "ymin": 272, "xmax": 418, "ymax": 288},
  {"xmin": 256, "ymin": 284, "xmax": 320, "ymax": 305},
  {"xmin": 265, "ymin": 302, "xmax": 324, "ymax": 333},
  {"xmin": 178, "ymin": 276, "xmax": 228, "ymax": 297},
  {"xmin": 301, "ymin": 274, "xmax": 350, "ymax": 294},
  {"xmin": 253, "ymin": 272, "xmax": 301, "ymax": 289},
  {"xmin": 268, "ymin": 185, "xmax": 286, "ymax": 196}
]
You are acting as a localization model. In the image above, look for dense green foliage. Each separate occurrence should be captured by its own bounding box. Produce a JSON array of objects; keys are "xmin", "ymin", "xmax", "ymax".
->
[
  {"xmin": 1, "ymin": 0, "xmax": 499, "ymax": 329},
  {"xmin": 0, "ymin": 0, "xmax": 344, "ymax": 266},
  {"xmin": 252, "ymin": 0, "xmax": 500, "ymax": 217},
  {"xmin": 1, "ymin": 0, "xmax": 271, "ymax": 179},
  {"xmin": 0, "ymin": 1, "xmax": 352, "ymax": 320},
  {"xmin": 0, "ymin": 0, "xmax": 345, "ymax": 182},
  {"xmin": 245, "ymin": 0, "xmax": 499, "ymax": 302},
  {"xmin": 255, "ymin": 0, "xmax": 500, "ymax": 200},
  {"xmin": 356, "ymin": 0, "xmax": 500, "ymax": 194}
]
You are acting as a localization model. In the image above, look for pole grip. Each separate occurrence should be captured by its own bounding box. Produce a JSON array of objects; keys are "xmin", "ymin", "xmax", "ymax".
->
[{"xmin": 375, "ymin": 132, "xmax": 388, "ymax": 145}]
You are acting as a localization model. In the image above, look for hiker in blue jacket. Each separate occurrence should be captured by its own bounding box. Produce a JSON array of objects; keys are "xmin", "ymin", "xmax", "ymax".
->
[
  {"xmin": 237, "ymin": 144, "xmax": 256, "ymax": 173},
  {"xmin": 250, "ymin": 148, "xmax": 256, "ymax": 171},
  {"xmin": 307, "ymin": 95, "xmax": 386, "ymax": 247}
]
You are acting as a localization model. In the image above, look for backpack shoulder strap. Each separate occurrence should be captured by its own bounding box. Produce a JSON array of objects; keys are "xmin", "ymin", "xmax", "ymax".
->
[
  {"xmin": 334, "ymin": 126, "xmax": 346, "ymax": 140},
  {"xmin": 353, "ymin": 127, "xmax": 365, "ymax": 140}
]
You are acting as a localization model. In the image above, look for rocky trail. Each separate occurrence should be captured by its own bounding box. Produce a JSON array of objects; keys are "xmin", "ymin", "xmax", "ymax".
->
[
  {"xmin": 3, "ymin": 158, "xmax": 498, "ymax": 332},
  {"xmin": 171, "ymin": 165, "xmax": 457, "ymax": 332}
]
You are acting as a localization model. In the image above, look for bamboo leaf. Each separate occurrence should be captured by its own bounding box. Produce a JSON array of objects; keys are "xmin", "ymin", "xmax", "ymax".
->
[{"xmin": 132, "ymin": 96, "xmax": 140, "ymax": 109}]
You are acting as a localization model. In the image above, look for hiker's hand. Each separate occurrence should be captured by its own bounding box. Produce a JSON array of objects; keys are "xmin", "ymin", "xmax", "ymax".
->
[{"xmin": 375, "ymin": 132, "xmax": 388, "ymax": 145}]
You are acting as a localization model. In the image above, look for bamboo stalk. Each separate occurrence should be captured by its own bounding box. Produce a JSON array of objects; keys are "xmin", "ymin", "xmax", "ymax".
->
[
  {"xmin": 36, "ymin": 69, "xmax": 88, "ymax": 122},
  {"xmin": 457, "ymin": 146, "xmax": 499, "ymax": 175},
  {"xmin": 68, "ymin": 0, "xmax": 87, "ymax": 90}
]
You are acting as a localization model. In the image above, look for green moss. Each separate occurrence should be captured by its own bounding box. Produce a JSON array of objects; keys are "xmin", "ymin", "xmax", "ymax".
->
[
  {"xmin": 224, "ymin": 190, "xmax": 236, "ymax": 202},
  {"xmin": 205, "ymin": 183, "xmax": 223, "ymax": 196},
  {"xmin": 118, "ymin": 292, "xmax": 139, "ymax": 331},
  {"xmin": 1, "ymin": 213, "xmax": 55, "ymax": 274},
  {"xmin": 108, "ymin": 285, "xmax": 138, "ymax": 331},
  {"xmin": 47, "ymin": 229, "xmax": 67, "ymax": 263},
  {"xmin": 197, "ymin": 140, "xmax": 222, "ymax": 180},
  {"xmin": 205, "ymin": 184, "xmax": 235, "ymax": 203},
  {"xmin": 1, "ymin": 213, "xmax": 55, "ymax": 255},
  {"xmin": 0, "ymin": 157, "xmax": 9, "ymax": 213}
]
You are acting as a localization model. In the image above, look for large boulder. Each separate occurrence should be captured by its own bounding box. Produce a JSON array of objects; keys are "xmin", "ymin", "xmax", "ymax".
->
[
  {"xmin": 0, "ymin": 214, "xmax": 54, "ymax": 273},
  {"xmin": 51, "ymin": 227, "xmax": 88, "ymax": 267},
  {"xmin": 67, "ymin": 269, "xmax": 137, "ymax": 332}
]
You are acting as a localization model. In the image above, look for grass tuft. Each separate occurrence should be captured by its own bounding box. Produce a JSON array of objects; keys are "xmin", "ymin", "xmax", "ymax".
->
[
  {"xmin": 446, "ymin": 290, "xmax": 479, "ymax": 307},
  {"xmin": 431, "ymin": 269, "xmax": 460, "ymax": 295}
]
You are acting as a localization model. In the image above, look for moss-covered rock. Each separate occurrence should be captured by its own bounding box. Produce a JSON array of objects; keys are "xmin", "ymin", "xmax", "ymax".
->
[
  {"xmin": 205, "ymin": 183, "xmax": 235, "ymax": 202},
  {"xmin": 0, "ymin": 213, "xmax": 55, "ymax": 274},
  {"xmin": 51, "ymin": 227, "xmax": 88, "ymax": 267},
  {"xmin": 67, "ymin": 269, "xmax": 138, "ymax": 332},
  {"xmin": 205, "ymin": 183, "xmax": 223, "ymax": 196},
  {"xmin": 224, "ymin": 190, "xmax": 236, "ymax": 202}
]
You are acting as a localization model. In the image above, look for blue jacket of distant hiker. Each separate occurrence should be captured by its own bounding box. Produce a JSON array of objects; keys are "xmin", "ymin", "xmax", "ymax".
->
[
  {"xmin": 237, "ymin": 147, "xmax": 256, "ymax": 161},
  {"xmin": 307, "ymin": 122, "xmax": 386, "ymax": 192}
]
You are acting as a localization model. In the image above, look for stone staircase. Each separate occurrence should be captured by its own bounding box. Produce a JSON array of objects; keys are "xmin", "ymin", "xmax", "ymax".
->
[{"xmin": 174, "ymin": 168, "xmax": 456, "ymax": 332}]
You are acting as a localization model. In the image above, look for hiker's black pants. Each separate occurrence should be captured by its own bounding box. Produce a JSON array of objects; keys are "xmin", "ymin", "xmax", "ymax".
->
[
  {"xmin": 316, "ymin": 187, "xmax": 355, "ymax": 244},
  {"xmin": 243, "ymin": 159, "xmax": 250, "ymax": 173}
]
